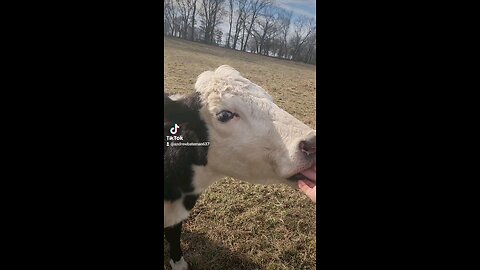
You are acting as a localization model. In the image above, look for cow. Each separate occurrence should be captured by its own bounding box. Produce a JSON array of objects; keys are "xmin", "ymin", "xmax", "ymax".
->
[{"xmin": 164, "ymin": 65, "xmax": 316, "ymax": 270}]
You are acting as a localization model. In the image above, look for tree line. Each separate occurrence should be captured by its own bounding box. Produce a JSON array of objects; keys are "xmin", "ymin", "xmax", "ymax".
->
[{"xmin": 164, "ymin": 0, "xmax": 316, "ymax": 65}]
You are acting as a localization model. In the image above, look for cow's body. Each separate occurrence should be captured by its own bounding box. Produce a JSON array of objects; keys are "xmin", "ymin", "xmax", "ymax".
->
[{"xmin": 164, "ymin": 66, "xmax": 316, "ymax": 270}]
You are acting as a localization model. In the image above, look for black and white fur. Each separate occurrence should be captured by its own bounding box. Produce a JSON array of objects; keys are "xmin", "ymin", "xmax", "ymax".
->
[{"xmin": 164, "ymin": 93, "xmax": 206, "ymax": 270}]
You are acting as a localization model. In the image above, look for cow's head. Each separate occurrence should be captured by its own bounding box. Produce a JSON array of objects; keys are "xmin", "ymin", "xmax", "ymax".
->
[{"xmin": 180, "ymin": 65, "xmax": 316, "ymax": 188}]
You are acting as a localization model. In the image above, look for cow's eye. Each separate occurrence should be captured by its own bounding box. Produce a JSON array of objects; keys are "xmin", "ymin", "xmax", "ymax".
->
[{"xmin": 216, "ymin": 110, "xmax": 236, "ymax": 122}]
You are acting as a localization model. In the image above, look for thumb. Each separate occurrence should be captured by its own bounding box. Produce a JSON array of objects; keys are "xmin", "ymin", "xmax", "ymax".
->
[
  {"xmin": 298, "ymin": 180, "xmax": 310, "ymax": 193},
  {"xmin": 298, "ymin": 180, "xmax": 316, "ymax": 203}
]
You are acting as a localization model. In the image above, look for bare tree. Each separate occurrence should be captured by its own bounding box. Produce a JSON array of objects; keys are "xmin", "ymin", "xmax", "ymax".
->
[
  {"xmin": 269, "ymin": 36, "xmax": 282, "ymax": 57},
  {"xmin": 239, "ymin": 10, "xmax": 248, "ymax": 49},
  {"xmin": 176, "ymin": 0, "xmax": 197, "ymax": 39},
  {"xmin": 164, "ymin": 1, "xmax": 171, "ymax": 35},
  {"xmin": 274, "ymin": 8, "xmax": 292, "ymax": 58},
  {"xmin": 211, "ymin": 1, "xmax": 226, "ymax": 44},
  {"xmin": 215, "ymin": 29, "xmax": 224, "ymax": 45},
  {"xmin": 241, "ymin": 0, "xmax": 272, "ymax": 51},
  {"xmin": 289, "ymin": 15, "xmax": 315, "ymax": 61},
  {"xmin": 199, "ymin": 0, "xmax": 225, "ymax": 44},
  {"xmin": 247, "ymin": 33, "xmax": 259, "ymax": 53},
  {"xmin": 226, "ymin": 0, "xmax": 234, "ymax": 47},
  {"xmin": 302, "ymin": 32, "xmax": 316, "ymax": 64},
  {"xmin": 174, "ymin": 17, "xmax": 183, "ymax": 37},
  {"xmin": 190, "ymin": 0, "xmax": 197, "ymax": 40},
  {"xmin": 254, "ymin": 6, "xmax": 279, "ymax": 55},
  {"xmin": 232, "ymin": 0, "xmax": 248, "ymax": 50},
  {"xmin": 165, "ymin": 0, "xmax": 178, "ymax": 36}
]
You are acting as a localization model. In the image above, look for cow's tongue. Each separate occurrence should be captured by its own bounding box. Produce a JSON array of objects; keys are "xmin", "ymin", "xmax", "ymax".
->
[
  {"xmin": 298, "ymin": 165, "xmax": 316, "ymax": 188},
  {"xmin": 300, "ymin": 165, "xmax": 316, "ymax": 182}
]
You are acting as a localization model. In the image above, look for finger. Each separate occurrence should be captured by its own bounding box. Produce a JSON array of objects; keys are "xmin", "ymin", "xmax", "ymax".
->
[
  {"xmin": 298, "ymin": 180, "xmax": 314, "ymax": 192},
  {"xmin": 298, "ymin": 182, "xmax": 316, "ymax": 203},
  {"xmin": 306, "ymin": 186, "xmax": 316, "ymax": 202},
  {"xmin": 298, "ymin": 180, "xmax": 311, "ymax": 193}
]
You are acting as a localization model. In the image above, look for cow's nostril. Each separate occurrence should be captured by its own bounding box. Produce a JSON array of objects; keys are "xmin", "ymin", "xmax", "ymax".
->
[{"xmin": 299, "ymin": 136, "xmax": 316, "ymax": 156}]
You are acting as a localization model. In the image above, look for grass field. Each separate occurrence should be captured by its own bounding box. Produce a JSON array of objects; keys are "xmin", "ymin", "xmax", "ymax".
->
[{"xmin": 164, "ymin": 37, "xmax": 316, "ymax": 270}]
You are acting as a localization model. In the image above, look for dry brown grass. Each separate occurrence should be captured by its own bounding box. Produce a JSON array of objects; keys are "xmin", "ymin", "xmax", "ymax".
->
[{"xmin": 164, "ymin": 37, "xmax": 316, "ymax": 270}]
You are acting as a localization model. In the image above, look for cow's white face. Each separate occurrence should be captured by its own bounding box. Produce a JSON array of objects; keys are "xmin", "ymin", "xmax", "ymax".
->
[{"xmin": 195, "ymin": 65, "xmax": 316, "ymax": 187}]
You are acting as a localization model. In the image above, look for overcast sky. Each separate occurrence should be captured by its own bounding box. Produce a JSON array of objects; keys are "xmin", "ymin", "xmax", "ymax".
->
[{"xmin": 276, "ymin": 0, "xmax": 316, "ymax": 19}]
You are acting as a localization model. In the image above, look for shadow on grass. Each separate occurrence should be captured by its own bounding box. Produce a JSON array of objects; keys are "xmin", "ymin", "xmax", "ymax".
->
[{"xmin": 164, "ymin": 230, "xmax": 261, "ymax": 270}]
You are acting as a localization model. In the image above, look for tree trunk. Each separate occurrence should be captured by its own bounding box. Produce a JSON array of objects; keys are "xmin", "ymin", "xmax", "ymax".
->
[
  {"xmin": 226, "ymin": 1, "xmax": 233, "ymax": 47},
  {"xmin": 232, "ymin": 13, "xmax": 242, "ymax": 49},
  {"xmin": 190, "ymin": 1, "xmax": 197, "ymax": 41},
  {"xmin": 243, "ymin": 19, "xmax": 254, "ymax": 51},
  {"xmin": 210, "ymin": 2, "xmax": 218, "ymax": 44},
  {"xmin": 240, "ymin": 17, "xmax": 247, "ymax": 50},
  {"xmin": 259, "ymin": 27, "xmax": 267, "ymax": 54},
  {"xmin": 202, "ymin": 1, "xmax": 210, "ymax": 43},
  {"xmin": 243, "ymin": 8, "xmax": 260, "ymax": 51},
  {"xmin": 191, "ymin": 2, "xmax": 196, "ymax": 40}
]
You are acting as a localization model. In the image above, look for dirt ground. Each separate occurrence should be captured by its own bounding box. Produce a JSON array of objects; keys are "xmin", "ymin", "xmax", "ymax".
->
[{"xmin": 164, "ymin": 36, "xmax": 316, "ymax": 270}]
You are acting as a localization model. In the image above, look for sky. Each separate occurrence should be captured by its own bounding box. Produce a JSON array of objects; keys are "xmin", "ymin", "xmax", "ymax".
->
[{"xmin": 276, "ymin": 0, "xmax": 316, "ymax": 19}]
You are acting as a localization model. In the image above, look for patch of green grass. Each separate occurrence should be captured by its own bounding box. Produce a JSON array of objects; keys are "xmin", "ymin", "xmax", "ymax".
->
[{"xmin": 164, "ymin": 37, "xmax": 316, "ymax": 270}]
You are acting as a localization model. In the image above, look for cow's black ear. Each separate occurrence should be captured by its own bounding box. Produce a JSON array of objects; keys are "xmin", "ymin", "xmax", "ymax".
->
[
  {"xmin": 164, "ymin": 93, "xmax": 196, "ymax": 125},
  {"xmin": 164, "ymin": 94, "xmax": 173, "ymax": 107},
  {"xmin": 164, "ymin": 94, "xmax": 175, "ymax": 124},
  {"xmin": 164, "ymin": 94, "xmax": 186, "ymax": 124}
]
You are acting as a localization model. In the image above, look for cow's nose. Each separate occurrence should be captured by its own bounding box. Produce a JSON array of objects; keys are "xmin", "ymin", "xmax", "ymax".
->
[{"xmin": 299, "ymin": 135, "xmax": 316, "ymax": 157}]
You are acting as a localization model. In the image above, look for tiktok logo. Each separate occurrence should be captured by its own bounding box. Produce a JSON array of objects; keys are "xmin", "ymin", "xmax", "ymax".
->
[{"xmin": 170, "ymin": 124, "xmax": 180, "ymax": 135}]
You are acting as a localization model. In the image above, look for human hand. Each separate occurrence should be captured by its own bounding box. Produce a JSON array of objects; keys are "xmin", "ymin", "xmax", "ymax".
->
[{"xmin": 298, "ymin": 165, "xmax": 316, "ymax": 203}]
